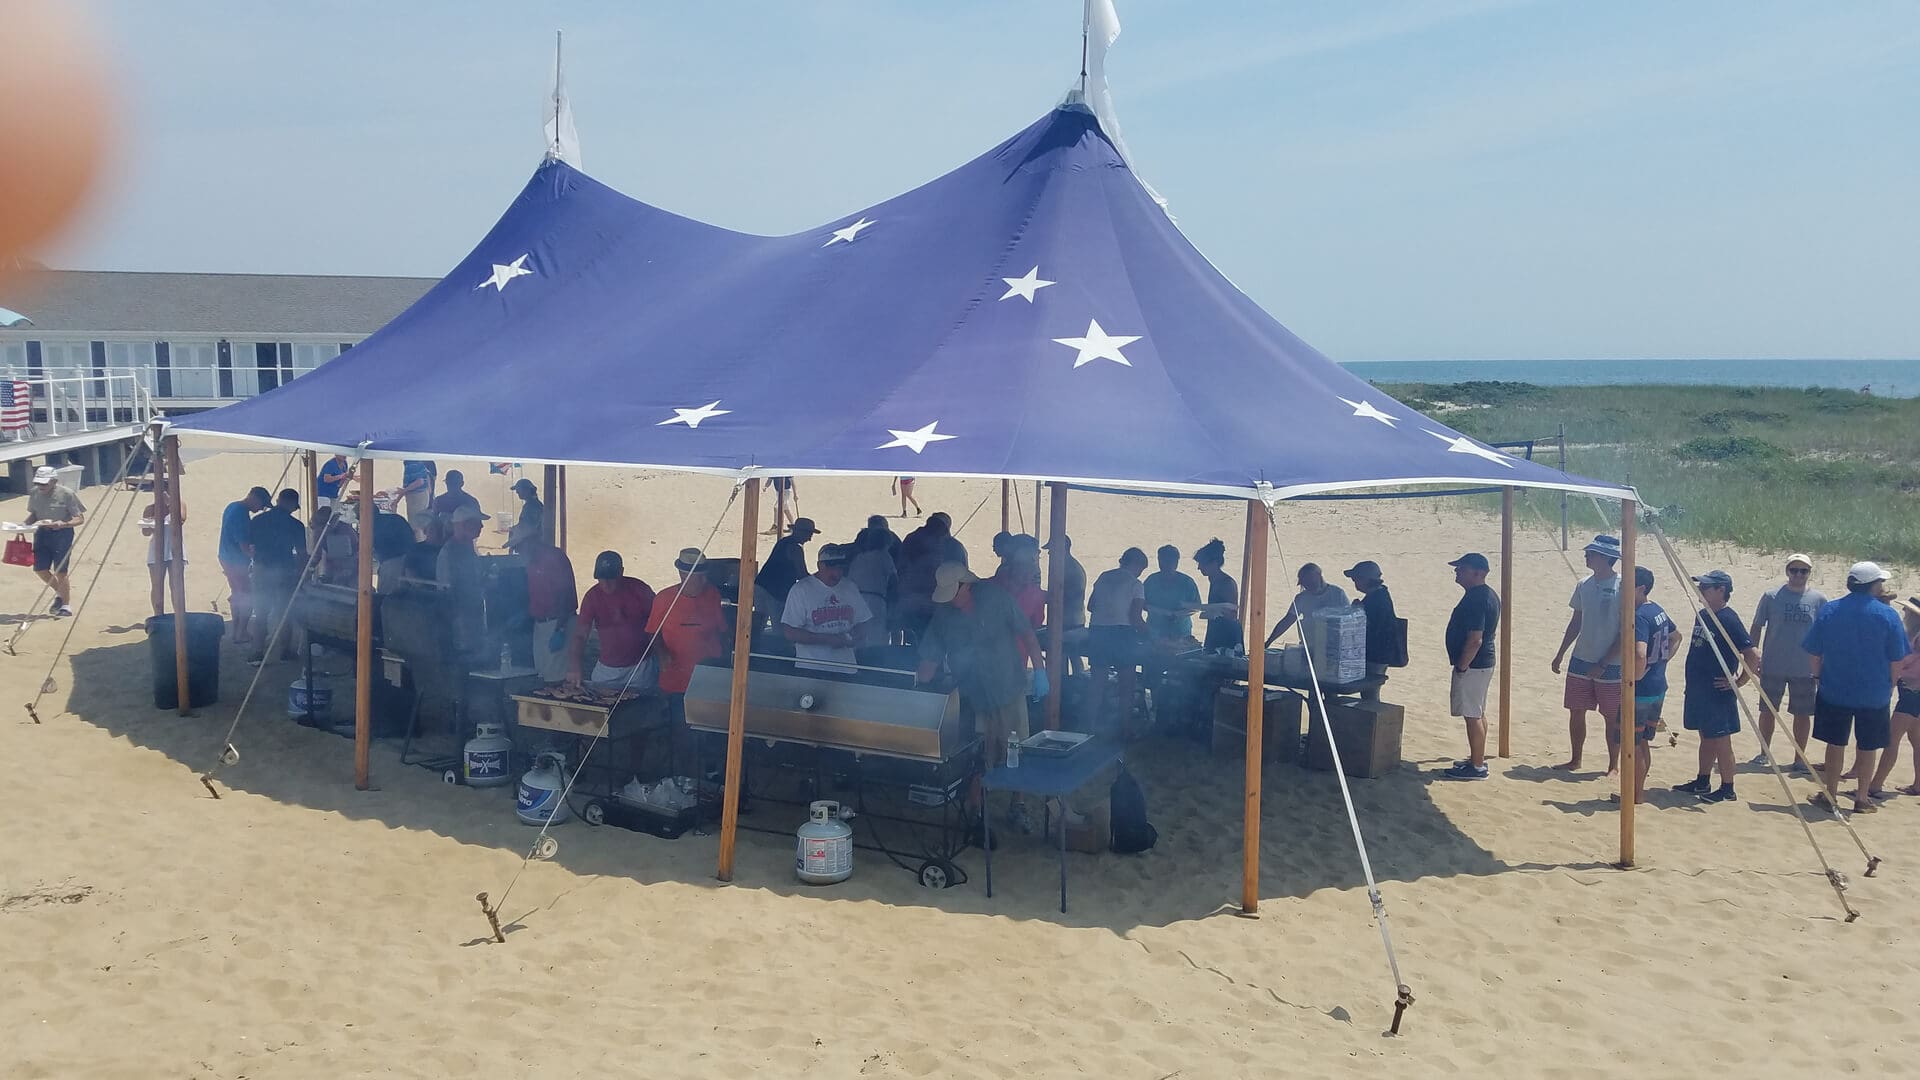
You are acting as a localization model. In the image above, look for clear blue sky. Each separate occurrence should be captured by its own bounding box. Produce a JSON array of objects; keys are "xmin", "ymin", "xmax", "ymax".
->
[{"xmin": 56, "ymin": 0, "xmax": 1919, "ymax": 361}]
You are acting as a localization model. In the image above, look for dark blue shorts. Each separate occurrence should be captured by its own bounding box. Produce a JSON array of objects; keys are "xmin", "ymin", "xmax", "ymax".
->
[
  {"xmin": 1813, "ymin": 696, "xmax": 1891, "ymax": 752},
  {"xmin": 1608, "ymin": 697, "xmax": 1662, "ymax": 745},
  {"xmin": 1683, "ymin": 690, "xmax": 1739, "ymax": 739}
]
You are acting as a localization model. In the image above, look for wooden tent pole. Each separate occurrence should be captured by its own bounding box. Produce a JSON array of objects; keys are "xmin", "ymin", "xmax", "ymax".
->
[
  {"xmin": 1499, "ymin": 487, "xmax": 1514, "ymax": 758},
  {"xmin": 354, "ymin": 457, "xmax": 374, "ymax": 790},
  {"xmin": 1241, "ymin": 499, "xmax": 1270, "ymax": 914},
  {"xmin": 1044, "ymin": 482, "xmax": 1068, "ymax": 731},
  {"xmin": 162, "ymin": 437, "xmax": 191, "ymax": 715},
  {"xmin": 541, "ymin": 465, "xmax": 558, "ymax": 547},
  {"xmin": 1618, "ymin": 498, "xmax": 1638, "ymax": 866},
  {"xmin": 1000, "ymin": 479, "xmax": 1010, "ymax": 534},
  {"xmin": 717, "ymin": 479, "xmax": 761, "ymax": 882},
  {"xmin": 557, "ymin": 465, "xmax": 569, "ymax": 556},
  {"xmin": 1239, "ymin": 508, "xmax": 1255, "ymax": 623}
]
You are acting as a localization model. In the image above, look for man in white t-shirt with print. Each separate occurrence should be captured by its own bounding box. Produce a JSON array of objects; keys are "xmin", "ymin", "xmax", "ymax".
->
[{"xmin": 781, "ymin": 543, "xmax": 874, "ymax": 673}]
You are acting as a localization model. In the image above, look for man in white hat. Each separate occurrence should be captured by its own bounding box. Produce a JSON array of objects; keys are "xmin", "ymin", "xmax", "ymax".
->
[
  {"xmin": 23, "ymin": 464, "xmax": 85, "ymax": 616},
  {"xmin": 1749, "ymin": 553, "xmax": 1826, "ymax": 772},
  {"xmin": 1801, "ymin": 561, "xmax": 1910, "ymax": 815},
  {"xmin": 1550, "ymin": 534, "xmax": 1624, "ymax": 774}
]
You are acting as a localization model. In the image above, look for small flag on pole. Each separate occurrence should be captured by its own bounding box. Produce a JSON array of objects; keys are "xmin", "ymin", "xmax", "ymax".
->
[
  {"xmin": 2, "ymin": 379, "xmax": 32, "ymax": 432},
  {"xmin": 488, "ymin": 462, "xmax": 518, "ymax": 475}
]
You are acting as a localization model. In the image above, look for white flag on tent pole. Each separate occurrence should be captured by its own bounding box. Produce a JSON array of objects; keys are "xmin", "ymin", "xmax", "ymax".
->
[
  {"xmin": 1077, "ymin": 1, "xmax": 1166, "ymax": 212},
  {"xmin": 543, "ymin": 29, "xmax": 583, "ymax": 169}
]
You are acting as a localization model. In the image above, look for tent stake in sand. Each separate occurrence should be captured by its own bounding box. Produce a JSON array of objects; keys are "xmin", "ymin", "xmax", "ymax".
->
[{"xmin": 476, "ymin": 892, "xmax": 505, "ymax": 944}]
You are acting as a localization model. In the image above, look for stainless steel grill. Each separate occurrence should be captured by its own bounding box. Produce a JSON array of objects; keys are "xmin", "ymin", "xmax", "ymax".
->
[{"xmin": 682, "ymin": 662, "xmax": 966, "ymax": 763}]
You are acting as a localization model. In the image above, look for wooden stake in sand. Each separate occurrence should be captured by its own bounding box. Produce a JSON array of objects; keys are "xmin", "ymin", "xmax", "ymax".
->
[
  {"xmin": 355, "ymin": 456, "xmax": 374, "ymax": 790},
  {"xmin": 164, "ymin": 435, "xmax": 191, "ymax": 717},
  {"xmin": 1044, "ymin": 482, "xmax": 1068, "ymax": 732},
  {"xmin": 1499, "ymin": 487, "xmax": 1514, "ymax": 758},
  {"xmin": 1241, "ymin": 499, "xmax": 1269, "ymax": 915},
  {"xmin": 717, "ymin": 478, "xmax": 761, "ymax": 882},
  {"xmin": 1617, "ymin": 498, "xmax": 1637, "ymax": 867}
]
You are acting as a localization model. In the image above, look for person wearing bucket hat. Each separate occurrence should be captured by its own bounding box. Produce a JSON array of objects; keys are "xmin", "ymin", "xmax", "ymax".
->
[
  {"xmin": 1749, "ymin": 554, "xmax": 1826, "ymax": 771},
  {"xmin": 1802, "ymin": 561, "xmax": 1910, "ymax": 814},
  {"xmin": 1550, "ymin": 534, "xmax": 1625, "ymax": 774},
  {"xmin": 1866, "ymin": 597, "xmax": 1920, "ymax": 798},
  {"xmin": 23, "ymin": 463, "xmax": 86, "ymax": 616},
  {"xmin": 917, "ymin": 560, "xmax": 1043, "ymax": 829},
  {"xmin": 1343, "ymin": 559, "xmax": 1400, "ymax": 676},
  {"xmin": 1676, "ymin": 570, "xmax": 1760, "ymax": 804},
  {"xmin": 780, "ymin": 542, "xmax": 873, "ymax": 673},
  {"xmin": 566, "ymin": 551, "xmax": 658, "ymax": 689},
  {"xmin": 645, "ymin": 547, "xmax": 727, "ymax": 722},
  {"xmin": 756, "ymin": 516, "xmax": 819, "ymax": 606}
]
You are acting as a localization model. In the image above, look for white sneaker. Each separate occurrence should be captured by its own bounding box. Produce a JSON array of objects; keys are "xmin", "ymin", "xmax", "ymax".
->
[
  {"xmin": 1747, "ymin": 752, "xmax": 1771, "ymax": 767},
  {"xmin": 56, "ymin": 604, "xmax": 74, "ymax": 617}
]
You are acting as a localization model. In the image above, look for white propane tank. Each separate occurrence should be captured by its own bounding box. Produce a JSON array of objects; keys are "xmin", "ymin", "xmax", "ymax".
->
[
  {"xmin": 515, "ymin": 752, "xmax": 573, "ymax": 826},
  {"xmin": 462, "ymin": 722, "xmax": 513, "ymax": 787},
  {"xmin": 794, "ymin": 800, "xmax": 853, "ymax": 885}
]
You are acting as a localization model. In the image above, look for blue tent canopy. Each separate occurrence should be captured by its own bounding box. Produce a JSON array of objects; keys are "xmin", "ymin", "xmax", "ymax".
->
[{"xmin": 176, "ymin": 105, "xmax": 1626, "ymax": 503}]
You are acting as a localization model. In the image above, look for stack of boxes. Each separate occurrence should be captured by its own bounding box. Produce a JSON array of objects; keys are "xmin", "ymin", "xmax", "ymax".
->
[{"xmin": 1305, "ymin": 607, "xmax": 1368, "ymax": 684}]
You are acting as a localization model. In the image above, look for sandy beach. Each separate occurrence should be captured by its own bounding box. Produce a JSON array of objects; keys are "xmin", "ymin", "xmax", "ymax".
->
[{"xmin": 4, "ymin": 449, "xmax": 1917, "ymax": 1078}]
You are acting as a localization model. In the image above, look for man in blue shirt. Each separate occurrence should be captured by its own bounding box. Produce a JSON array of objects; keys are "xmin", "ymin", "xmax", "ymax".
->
[
  {"xmin": 218, "ymin": 486, "xmax": 271, "ymax": 646},
  {"xmin": 316, "ymin": 454, "xmax": 351, "ymax": 508},
  {"xmin": 1802, "ymin": 561, "xmax": 1910, "ymax": 815}
]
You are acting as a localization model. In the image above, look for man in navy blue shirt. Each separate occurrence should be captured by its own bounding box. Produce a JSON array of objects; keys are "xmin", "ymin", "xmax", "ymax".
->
[
  {"xmin": 1676, "ymin": 570, "xmax": 1760, "ymax": 805},
  {"xmin": 218, "ymin": 486, "xmax": 271, "ymax": 646},
  {"xmin": 1802, "ymin": 561, "xmax": 1910, "ymax": 815}
]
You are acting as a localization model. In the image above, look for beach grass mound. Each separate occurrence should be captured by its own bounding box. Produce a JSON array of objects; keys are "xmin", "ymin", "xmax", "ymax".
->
[{"xmin": 1372, "ymin": 381, "xmax": 1920, "ymax": 564}]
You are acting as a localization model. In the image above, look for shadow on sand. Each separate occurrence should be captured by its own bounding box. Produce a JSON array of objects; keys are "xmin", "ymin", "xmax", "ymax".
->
[{"xmin": 63, "ymin": 638, "xmax": 1570, "ymax": 932}]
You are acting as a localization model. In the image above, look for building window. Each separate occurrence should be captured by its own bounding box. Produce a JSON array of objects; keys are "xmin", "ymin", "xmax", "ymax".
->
[
  {"xmin": 168, "ymin": 341, "xmax": 217, "ymax": 399},
  {"xmin": 291, "ymin": 342, "xmax": 339, "ymax": 378}
]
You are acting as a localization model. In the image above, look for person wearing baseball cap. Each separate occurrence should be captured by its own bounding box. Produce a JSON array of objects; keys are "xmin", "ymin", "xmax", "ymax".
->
[
  {"xmin": 916, "ymin": 560, "xmax": 1043, "ymax": 829},
  {"xmin": 779, "ymin": 541, "xmax": 874, "ymax": 674},
  {"xmin": 1343, "ymin": 559, "xmax": 1400, "ymax": 677},
  {"xmin": 1676, "ymin": 570, "xmax": 1760, "ymax": 804},
  {"xmin": 433, "ymin": 501, "xmax": 492, "ymax": 665},
  {"xmin": 1620, "ymin": 566, "xmax": 1675, "ymax": 804},
  {"xmin": 1748, "ymin": 554, "xmax": 1826, "ymax": 772},
  {"xmin": 567, "ymin": 550, "xmax": 658, "ymax": 689},
  {"xmin": 23, "ymin": 463, "xmax": 86, "ymax": 616},
  {"xmin": 1801, "ymin": 561, "xmax": 1910, "ymax": 814},
  {"xmin": 1550, "ymin": 534, "xmax": 1626, "ymax": 775},
  {"xmin": 1442, "ymin": 553, "xmax": 1501, "ymax": 779},
  {"xmin": 755, "ymin": 516, "xmax": 819, "ymax": 607}
]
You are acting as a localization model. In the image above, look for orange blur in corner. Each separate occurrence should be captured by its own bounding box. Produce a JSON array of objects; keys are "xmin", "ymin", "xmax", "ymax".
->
[{"xmin": 0, "ymin": 0, "xmax": 113, "ymax": 283}]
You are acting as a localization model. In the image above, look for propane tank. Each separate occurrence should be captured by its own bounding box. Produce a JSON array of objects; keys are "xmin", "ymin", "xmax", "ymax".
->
[
  {"xmin": 515, "ymin": 751, "xmax": 573, "ymax": 826},
  {"xmin": 794, "ymin": 800, "xmax": 853, "ymax": 885},
  {"xmin": 462, "ymin": 722, "xmax": 513, "ymax": 787}
]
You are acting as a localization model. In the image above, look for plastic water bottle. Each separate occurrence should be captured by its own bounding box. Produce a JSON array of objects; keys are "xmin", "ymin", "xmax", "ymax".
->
[
  {"xmin": 1005, "ymin": 731, "xmax": 1021, "ymax": 769},
  {"xmin": 499, "ymin": 642, "xmax": 513, "ymax": 673}
]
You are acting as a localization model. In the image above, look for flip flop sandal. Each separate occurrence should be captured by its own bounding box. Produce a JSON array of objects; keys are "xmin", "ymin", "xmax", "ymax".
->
[
  {"xmin": 1851, "ymin": 799, "xmax": 1879, "ymax": 815},
  {"xmin": 1808, "ymin": 792, "xmax": 1839, "ymax": 812}
]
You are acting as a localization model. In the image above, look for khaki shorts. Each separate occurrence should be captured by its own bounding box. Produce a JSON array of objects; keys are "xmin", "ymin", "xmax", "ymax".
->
[
  {"xmin": 1759, "ymin": 674, "xmax": 1816, "ymax": 716},
  {"xmin": 1450, "ymin": 666, "xmax": 1494, "ymax": 719},
  {"xmin": 973, "ymin": 697, "xmax": 1031, "ymax": 766}
]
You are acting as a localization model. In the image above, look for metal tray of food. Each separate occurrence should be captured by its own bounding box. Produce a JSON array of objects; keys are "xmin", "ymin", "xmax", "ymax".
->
[{"xmin": 1019, "ymin": 730, "xmax": 1092, "ymax": 758}]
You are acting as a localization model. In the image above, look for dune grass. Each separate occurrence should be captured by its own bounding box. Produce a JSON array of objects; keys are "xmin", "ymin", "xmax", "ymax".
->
[{"xmin": 1373, "ymin": 381, "xmax": 1920, "ymax": 564}]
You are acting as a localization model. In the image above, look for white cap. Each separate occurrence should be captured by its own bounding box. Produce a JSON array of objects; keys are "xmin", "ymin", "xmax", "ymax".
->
[
  {"xmin": 1785, "ymin": 553, "xmax": 1813, "ymax": 570},
  {"xmin": 1847, "ymin": 561, "xmax": 1890, "ymax": 586},
  {"xmin": 31, "ymin": 465, "xmax": 56, "ymax": 485}
]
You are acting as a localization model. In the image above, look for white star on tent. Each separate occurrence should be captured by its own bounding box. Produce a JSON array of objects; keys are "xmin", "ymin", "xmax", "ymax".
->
[
  {"xmin": 1338, "ymin": 396, "xmax": 1398, "ymax": 427},
  {"xmin": 476, "ymin": 254, "xmax": 532, "ymax": 292},
  {"xmin": 1425, "ymin": 430, "xmax": 1516, "ymax": 468},
  {"xmin": 657, "ymin": 401, "xmax": 732, "ymax": 429},
  {"xmin": 876, "ymin": 421, "xmax": 957, "ymax": 454},
  {"xmin": 824, "ymin": 217, "xmax": 876, "ymax": 246},
  {"xmin": 1052, "ymin": 319, "xmax": 1142, "ymax": 368},
  {"xmin": 999, "ymin": 266, "xmax": 1056, "ymax": 303}
]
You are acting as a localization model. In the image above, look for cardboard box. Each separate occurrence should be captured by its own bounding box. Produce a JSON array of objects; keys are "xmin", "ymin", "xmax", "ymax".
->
[
  {"xmin": 1054, "ymin": 797, "xmax": 1112, "ymax": 854},
  {"xmin": 1212, "ymin": 686, "xmax": 1302, "ymax": 763},
  {"xmin": 1306, "ymin": 699, "xmax": 1404, "ymax": 778}
]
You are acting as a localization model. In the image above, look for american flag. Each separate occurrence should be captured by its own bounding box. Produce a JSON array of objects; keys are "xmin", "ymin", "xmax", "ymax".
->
[{"xmin": 1, "ymin": 380, "xmax": 30, "ymax": 433}]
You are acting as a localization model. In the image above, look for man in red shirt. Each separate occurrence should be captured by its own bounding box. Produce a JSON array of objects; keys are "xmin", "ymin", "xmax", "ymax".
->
[
  {"xmin": 525, "ymin": 540, "xmax": 577, "ymax": 684},
  {"xmin": 566, "ymin": 550, "xmax": 656, "ymax": 689},
  {"xmin": 645, "ymin": 547, "xmax": 728, "ymax": 725},
  {"xmin": 992, "ymin": 534, "xmax": 1046, "ymax": 665}
]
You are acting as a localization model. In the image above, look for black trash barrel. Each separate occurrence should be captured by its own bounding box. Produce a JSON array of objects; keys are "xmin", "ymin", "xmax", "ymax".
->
[{"xmin": 148, "ymin": 613, "xmax": 225, "ymax": 709}]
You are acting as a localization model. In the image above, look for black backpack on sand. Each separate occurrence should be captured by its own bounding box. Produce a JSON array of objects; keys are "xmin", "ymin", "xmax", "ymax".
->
[{"xmin": 1109, "ymin": 767, "xmax": 1157, "ymax": 854}]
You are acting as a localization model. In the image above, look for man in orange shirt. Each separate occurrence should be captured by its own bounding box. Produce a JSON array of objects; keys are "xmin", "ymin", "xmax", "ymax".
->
[{"xmin": 645, "ymin": 547, "xmax": 728, "ymax": 727}]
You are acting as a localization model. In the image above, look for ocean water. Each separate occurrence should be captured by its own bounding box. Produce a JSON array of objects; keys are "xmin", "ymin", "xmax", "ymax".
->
[{"xmin": 1341, "ymin": 358, "xmax": 1920, "ymax": 398}]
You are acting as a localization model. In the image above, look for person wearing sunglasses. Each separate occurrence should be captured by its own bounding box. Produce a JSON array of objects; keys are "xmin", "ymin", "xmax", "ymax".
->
[{"xmin": 1749, "ymin": 554, "xmax": 1826, "ymax": 773}]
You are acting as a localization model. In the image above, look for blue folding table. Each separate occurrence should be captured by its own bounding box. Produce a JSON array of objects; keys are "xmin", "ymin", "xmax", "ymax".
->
[{"xmin": 981, "ymin": 738, "xmax": 1124, "ymax": 913}]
